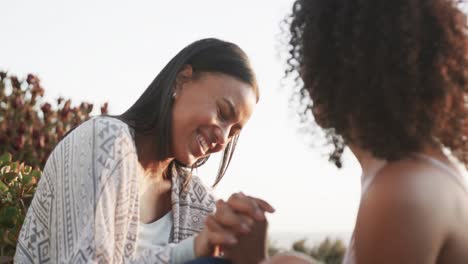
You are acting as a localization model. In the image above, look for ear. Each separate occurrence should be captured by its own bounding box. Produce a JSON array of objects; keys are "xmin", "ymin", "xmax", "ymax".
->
[
  {"xmin": 175, "ymin": 65, "xmax": 193, "ymax": 94},
  {"xmin": 179, "ymin": 64, "xmax": 193, "ymax": 79}
]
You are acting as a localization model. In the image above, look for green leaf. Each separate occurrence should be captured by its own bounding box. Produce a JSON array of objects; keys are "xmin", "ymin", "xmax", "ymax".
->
[
  {"xmin": 3, "ymin": 172, "xmax": 18, "ymax": 182},
  {"xmin": 0, "ymin": 153, "xmax": 12, "ymax": 164},
  {"xmin": 0, "ymin": 181, "xmax": 8, "ymax": 193},
  {"xmin": 31, "ymin": 170, "xmax": 41, "ymax": 179},
  {"xmin": 22, "ymin": 174, "xmax": 33, "ymax": 186},
  {"xmin": 0, "ymin": 207, "xmax": 18, "ymax": 228},
  {"xmin": 10, "ymin": 162, "xmax": 19, "ymax": 173}
]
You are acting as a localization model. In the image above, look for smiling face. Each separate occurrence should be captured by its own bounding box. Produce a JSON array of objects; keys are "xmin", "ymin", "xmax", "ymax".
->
[{"xmin": 171, "ymin": 69, "xmax": 257, "ymax": 166}]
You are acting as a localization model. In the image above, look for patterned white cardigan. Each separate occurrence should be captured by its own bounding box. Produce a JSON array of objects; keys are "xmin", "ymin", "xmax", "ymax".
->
[{"xmin": 15, "ymin": 117, "xmax": 216, "ymax": 263}]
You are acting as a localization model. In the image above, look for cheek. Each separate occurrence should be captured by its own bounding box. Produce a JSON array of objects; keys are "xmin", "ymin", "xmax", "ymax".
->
[
  {"xmin": 189, "ymin": 107, "xmax": 217, "ymax": 127},
  {"xmin": 171, "ymin": 108, "xmax": 190, "ymax": 148},
  {"xmin": 172, "ymin": 108, "xmax": 214, "ymax": 139}
]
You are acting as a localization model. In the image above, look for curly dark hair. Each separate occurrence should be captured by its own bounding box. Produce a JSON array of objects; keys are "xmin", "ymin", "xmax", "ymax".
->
[{"xmin": 285, "ymin": 0, "xmax": 468, "ymax": 168}]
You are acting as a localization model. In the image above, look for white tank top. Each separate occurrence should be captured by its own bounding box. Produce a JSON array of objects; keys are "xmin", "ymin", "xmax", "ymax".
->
[{"xmin": 342, "ymin": 154, "xmax": 466, "ymax": 264}]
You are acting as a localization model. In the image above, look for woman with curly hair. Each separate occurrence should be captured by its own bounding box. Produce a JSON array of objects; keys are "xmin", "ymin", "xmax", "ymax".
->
[
  {"xmin": 278, "ymin": 0, "xmax": 468, "ymax": 263},
  {"xmin": 188, "ymin": 0, "xmax": 468, "ymax": 263}
]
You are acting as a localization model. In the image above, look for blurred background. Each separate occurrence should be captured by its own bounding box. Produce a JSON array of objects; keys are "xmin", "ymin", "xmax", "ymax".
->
[{"xmin": 2, "ymin": 1, "xmax": 467, "ymax": 262}]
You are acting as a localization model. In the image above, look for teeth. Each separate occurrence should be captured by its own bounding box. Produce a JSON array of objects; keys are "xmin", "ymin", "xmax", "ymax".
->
[{"xmin": 198, "ymin": 134, "xmax": 209, "ymax": 153}]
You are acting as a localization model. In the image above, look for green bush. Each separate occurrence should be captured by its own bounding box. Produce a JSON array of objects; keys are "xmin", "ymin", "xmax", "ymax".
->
[
  {"xmin": 0, "ymin": 72, "xmax": 108, "ymax": 260},
  {"xmin": 292, "ymin": 237, "xmax": 346, "ymax": 264},
  {"xmin": 268, "ymin": 237, "xmax": 347, "ymax": 264},
  {"xmin": 0, "ymin": 153, "xmax": 40, "ymax": 258}
]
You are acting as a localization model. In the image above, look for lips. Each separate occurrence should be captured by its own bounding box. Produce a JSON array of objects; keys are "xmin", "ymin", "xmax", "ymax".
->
[{"xmin": 199, "ymin": 133, "xmax": 209, "ymax": 153}]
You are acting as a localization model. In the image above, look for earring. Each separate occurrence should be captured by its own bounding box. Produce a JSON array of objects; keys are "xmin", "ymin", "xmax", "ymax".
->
[{"xmin": 172, "ymin": 92, "xmax": 177, "ymax": 99}]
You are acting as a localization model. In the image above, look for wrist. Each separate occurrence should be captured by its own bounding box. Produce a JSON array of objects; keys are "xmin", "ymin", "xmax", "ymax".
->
[{"xmin": 194, "ymin": 231, "xmax": 212, "ymax": 257}]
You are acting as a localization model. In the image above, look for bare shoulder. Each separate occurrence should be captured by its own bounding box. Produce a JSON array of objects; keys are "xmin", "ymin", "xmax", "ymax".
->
[
  {"xmin": 366, "ymin": 156, "xmax": 461, "ymax": 215},
  {"xmin": 353, "ymin": 157, "xmax": 459, "ymax": 263},
  {"xmin": 368, "ymin": 156, "xmax": 466, "ymax": 217}
]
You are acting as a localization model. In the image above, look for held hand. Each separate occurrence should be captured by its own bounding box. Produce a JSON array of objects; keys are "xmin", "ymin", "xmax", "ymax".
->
[
  {"xmin": 225, "ymin": 192, "xmax": 275, "ymax": 222},
  {"xmin": 194, "ymin": 214, "xmax": 241, "ymax": 257},
  {"xmin": 211, "ymin": 192, "xmax": 275, "ymax": 237},
  {"xmin": 223, "ymin": 216, "xmax": 269, "ymax": 264},
  {"xmin": 213, "ymin": 193, "xmax": 274, "ymax": 264},
  {"xmin": 194, "ymin": 193, "xmax": 274, "ymax": 259}
]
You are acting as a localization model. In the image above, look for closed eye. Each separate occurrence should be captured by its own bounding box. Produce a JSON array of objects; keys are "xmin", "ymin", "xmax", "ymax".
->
[{"xmin": 217, "ymin": 97, "xmax": 243, "ymax": 138}]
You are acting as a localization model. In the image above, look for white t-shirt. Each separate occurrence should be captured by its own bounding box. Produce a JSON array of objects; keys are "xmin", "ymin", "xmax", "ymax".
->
[{"xmin": 137, "ymin": 211, "xmax": 196, "ymax": 264}]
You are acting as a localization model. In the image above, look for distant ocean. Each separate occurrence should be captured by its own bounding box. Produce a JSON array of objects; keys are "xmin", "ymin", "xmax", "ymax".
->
[{"xmin": 268, "ymin": 231, "xmax": 352, "ymax": 249}]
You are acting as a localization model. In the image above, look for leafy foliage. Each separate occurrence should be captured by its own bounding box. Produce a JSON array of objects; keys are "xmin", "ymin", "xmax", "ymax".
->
[
  {"xmin": 0, "ymin": 72, "xmax": 108, "ymax": 259},
  {"xmin": 268, "ymin": 237, "xmax": 347, "ymax": 264},
  {"xmin": 0, "ymin": 72, "xmax": 108, "ymax": 169},
  {"xmin": 0, "ymin": 153, "xmax": 40, "ymax": 257}
]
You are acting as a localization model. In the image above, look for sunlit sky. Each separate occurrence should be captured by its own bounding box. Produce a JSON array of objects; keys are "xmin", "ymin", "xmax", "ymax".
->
[{"xmin": 3, "ymin": 1, "xmax": 466, "ymax": 238}]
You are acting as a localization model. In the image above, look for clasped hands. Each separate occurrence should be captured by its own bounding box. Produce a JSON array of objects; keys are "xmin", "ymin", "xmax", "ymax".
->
[{"xmin": 195, "ymin": 192, "xmax": 275, "ymax": 264}]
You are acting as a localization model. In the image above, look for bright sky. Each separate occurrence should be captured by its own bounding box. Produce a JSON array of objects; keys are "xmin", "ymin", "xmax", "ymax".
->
[{"xmin": 6, "ymin": 1, "xmax": 464, "ymax": 237}]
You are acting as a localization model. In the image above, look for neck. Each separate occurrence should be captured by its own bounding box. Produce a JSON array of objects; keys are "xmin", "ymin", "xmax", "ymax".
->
[
  {"xmin": 135, "ymin": 130, "xmax": 174, "ymax": 181},
  {"xmin": 348, "ymin": 143, "xmax": 385, "ymax": 176},
  {"xmin": 349, "ymin": 141, "xmax": 444, "ymax": 173}
]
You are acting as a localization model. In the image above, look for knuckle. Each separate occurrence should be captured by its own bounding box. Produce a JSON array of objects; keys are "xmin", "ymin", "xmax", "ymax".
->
[
  {"xmin": 242, "ymin": 215, "xmax": 254, "ymax": 226},
  {"xmin": 215, "ymin": 199, "xmax": 225, "ymax": 208},
  {"xmin": 228, "ymin": 193, "xmax": 240, "ymax": 202}
]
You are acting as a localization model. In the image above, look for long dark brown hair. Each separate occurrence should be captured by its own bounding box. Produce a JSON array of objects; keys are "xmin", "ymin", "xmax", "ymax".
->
[{"xmin": 119, "ymin": 38, "xmax": 259, "ymax": 186}]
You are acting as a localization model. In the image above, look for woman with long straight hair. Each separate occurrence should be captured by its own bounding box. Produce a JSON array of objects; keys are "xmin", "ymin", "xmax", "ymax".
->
[{"xmin": 15, "ymin": 38, "xmax": 261, "ymax": 264}]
